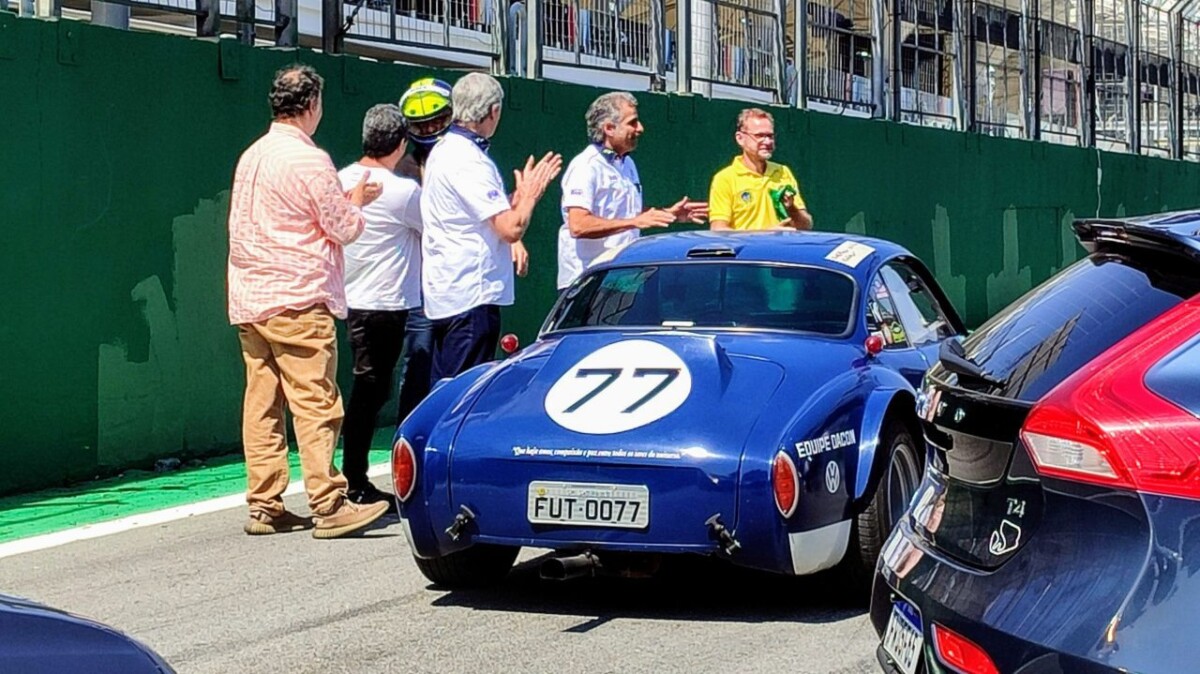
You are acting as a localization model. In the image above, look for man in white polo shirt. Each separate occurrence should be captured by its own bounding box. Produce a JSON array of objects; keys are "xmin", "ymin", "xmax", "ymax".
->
[
  {"xmin": 557, "ymin": 91, "xmax": 708, "ymax": 290},
  {"xmin": 338, "ymin": 103, "xmax": 423, "ymax": 510},
  {"xmin": 421, "ymin": 73, "xmax": 562, "ymax": 381}
]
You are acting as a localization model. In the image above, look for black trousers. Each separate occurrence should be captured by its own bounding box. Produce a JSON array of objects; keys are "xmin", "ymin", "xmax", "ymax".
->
[
  {"xmin": 341, "ymin": 308, "xmax": 409, "ymax": 491},
  {"xmin": 430, "ymin": 304, "xmax": 502, "ymax": 383}
]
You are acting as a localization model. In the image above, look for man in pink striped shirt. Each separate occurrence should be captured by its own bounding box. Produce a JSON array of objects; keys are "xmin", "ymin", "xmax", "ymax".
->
[{"xmin": 227, "ymin": 64, "xmax": 390, "ymax": 539}]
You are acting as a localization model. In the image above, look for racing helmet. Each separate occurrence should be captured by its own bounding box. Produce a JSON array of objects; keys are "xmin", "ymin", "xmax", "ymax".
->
[{"xmin": 399, "ymin": 77, "xmax": 453, "ymax": 148}]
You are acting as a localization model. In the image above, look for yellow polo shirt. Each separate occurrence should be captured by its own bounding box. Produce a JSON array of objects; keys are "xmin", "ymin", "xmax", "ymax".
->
[{"xmin": 708, "ymin": 157, "xmax": 806, "ymax": 230}]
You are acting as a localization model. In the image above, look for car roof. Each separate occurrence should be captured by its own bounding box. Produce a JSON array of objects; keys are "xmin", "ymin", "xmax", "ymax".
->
[{"xmin": 597, "ymin": 230, "xmax": 911, "ymax": 273}]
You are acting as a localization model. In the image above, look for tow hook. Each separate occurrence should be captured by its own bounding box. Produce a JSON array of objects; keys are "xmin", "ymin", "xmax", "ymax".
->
[
  {"xmin": 445, "ymin": 505, "xmax": 477, "ymax": 541},
  {"xmin": 705, "ymin": 514, "xmax": 741, "ymax": 555}
]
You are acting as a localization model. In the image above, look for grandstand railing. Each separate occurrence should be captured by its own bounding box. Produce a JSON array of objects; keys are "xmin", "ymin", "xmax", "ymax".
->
[
  {"xmin": 342, "ymin": 0, "xmax": 504, "ymax": 57},
  {"xmin": 539, "ymin": 0, "xmax": 660, "ymax": 74},
  {"xmin": 19, "ymin": 0, "xmax": 1200, "ymax": 160},
  {"xmin": 800, "ymin": 0, "xmax": 878, "ymax": 113}
]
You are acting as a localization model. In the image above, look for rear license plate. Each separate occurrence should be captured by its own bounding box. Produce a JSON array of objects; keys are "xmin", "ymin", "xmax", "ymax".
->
[
  {"xmin": 882, "ymin": 599, "xmax": 923, "ymax": 674},
  {"xmin": 527, "ymin": 481, "xmax": 649, "ymax": 529}
]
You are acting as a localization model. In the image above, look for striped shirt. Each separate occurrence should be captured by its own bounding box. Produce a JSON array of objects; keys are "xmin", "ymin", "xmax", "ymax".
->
[{"xmin": 227, "ymin": 122, "xmax": 365, "ymax": 325}]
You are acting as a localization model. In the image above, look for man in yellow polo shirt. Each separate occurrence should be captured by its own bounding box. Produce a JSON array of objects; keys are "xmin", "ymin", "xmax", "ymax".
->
[{"xmin": 708, "ymin": 108, "xmax": 812, "ymax": 231}]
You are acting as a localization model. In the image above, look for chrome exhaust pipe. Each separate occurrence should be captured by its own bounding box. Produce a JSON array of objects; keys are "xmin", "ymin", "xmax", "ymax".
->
[{"xmin": 539, "ymin": 552, "xmax": 600, "ymax": 581}]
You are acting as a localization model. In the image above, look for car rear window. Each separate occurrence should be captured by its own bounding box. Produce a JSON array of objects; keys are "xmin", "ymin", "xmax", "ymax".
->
[
  {"xmin": 1146, "ymin": 334, "xmax": 1200, "ymax": 416},
  {"xmin": 546, "ymin": 262, "xmax": 856, "ymax": 335},
  {"xmin": 953, "ymin": 253, "xmax": 1200, "ymax": 401}
]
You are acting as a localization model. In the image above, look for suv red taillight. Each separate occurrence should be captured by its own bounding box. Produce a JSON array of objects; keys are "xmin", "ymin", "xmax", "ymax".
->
[
  {"xmin": 772, "ymin": 451, "xmax": 799, "ymax": 517},
  {"xmin": 1020, "ymin": 295, "xmax": 1200, "ymax": 499},
  {"xmin": 392, "ymin": 437, "xmax": 417, "ymax": 502}
]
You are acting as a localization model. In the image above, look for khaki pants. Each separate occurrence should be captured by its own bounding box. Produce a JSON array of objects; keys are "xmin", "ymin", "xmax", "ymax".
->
[{"xmin": 237, "ymin": 306, "xmax": 347, "ymax": 517}]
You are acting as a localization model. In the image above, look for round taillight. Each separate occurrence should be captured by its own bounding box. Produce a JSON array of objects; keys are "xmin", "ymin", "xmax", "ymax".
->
[
  {"xmin": 772, "ymin": 451, "xmax": 799, "ymax": 517},
  {"xmin": 500, "ymin": 333, "xmax": 520, "ymax": 354},
  {"xmin": 392, "ymin": 437, "xmax": 417, "ymax": 502},
  {"xmin": 865, "ymin": 335, "xmax": 884, "ymax": 356}
]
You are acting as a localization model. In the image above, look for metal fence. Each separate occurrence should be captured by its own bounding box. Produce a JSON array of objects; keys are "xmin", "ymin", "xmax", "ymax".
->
[
  {"xmin": 21, "ymin": 0, "xmax": 291, "ymax": 42},
  {"xmin": 342, "ymin": 0, "xmax": 503, "ymax": 56},
  {"xmin": 896, "ymin": 0, "xmax": 957, "ymax": 128},
  {"xmin": 539, "ymin": 0, "xmax": 659, "ymax": 72},
  {"xmin": 77, "ymin": 0, "xmax": 201, "ymax": 19},
  {"xmin": 1139, "ymin": 2, "xmax": 1172, "ymax": 155},
  {"xmin": 802, "ymin": 0, "xmax": 875, "ymax": 111},
  {"xmin": 1184, "ymin": 18, "xmax": 1200, "ymax": 158},
  {"xmin": 1036, "ymin": 0, "xmax": 1083, "ymax": 144},
  {"xmin": 971, "ymin": 0, "xmax": 1025, "ymax": 138},
  {"xmin": 219, "ymin": 0, "xmax": 276, "ymax": 34},
  {"xmin": 690, "ymin": 0, "xmax": 785, "ymax": 93},
  {"xmin": 28, "ymin": 0, "xmax": 1200, "ymax": 160}
]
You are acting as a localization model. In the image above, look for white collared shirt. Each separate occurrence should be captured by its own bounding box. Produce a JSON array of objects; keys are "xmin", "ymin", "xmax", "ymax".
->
[
  {"xmin": 338, "ymin": 164, "xmax": 423, "ymax": 311},
  {"xmin": 557, "ymin": 144, "xmax": 643, "ymax": 289},
  {"xmin": 420, "ymin": 131, "xmax": 514, "ymax": 320}
]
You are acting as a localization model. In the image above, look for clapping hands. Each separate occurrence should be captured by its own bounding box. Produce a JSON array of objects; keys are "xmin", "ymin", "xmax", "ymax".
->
[{"xmin": 512, "ymin": 152, "xmax": 564, "ymax": 204}]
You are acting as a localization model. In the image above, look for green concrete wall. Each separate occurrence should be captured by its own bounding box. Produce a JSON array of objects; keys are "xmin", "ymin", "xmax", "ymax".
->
[{"xmin": 2, "ymin": 13, "xmax": 1198, "ymax": 495}]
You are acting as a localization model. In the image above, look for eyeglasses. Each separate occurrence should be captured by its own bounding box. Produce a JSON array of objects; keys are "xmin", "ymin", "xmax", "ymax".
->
[{"xmin": 738, "ymin": 130, "xmax": 775, "ymax": 141}]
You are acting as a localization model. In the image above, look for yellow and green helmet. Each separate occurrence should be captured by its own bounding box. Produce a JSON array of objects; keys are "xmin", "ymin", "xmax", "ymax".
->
[{"xmin": 399, "ymin": 77, "xmax": 453, "ymax": 148}]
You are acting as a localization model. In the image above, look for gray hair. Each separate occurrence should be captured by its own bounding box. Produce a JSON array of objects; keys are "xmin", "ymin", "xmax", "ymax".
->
[
  {"xmin": 452, "ymin": 73, "xmax": 505, "ymax": 124},
  {"xmin": 361, "ymin": 104, "xmax": 408, "ymax": 158},
  {"xmin": 586, "ymin": 91, "xmax": 637, "ymax": 144}
]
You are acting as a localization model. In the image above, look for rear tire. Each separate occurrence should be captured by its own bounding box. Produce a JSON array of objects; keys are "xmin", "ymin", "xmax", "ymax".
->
[
  {"xmin": 413, "ymin": 544, "xmax": 520, "ymax": 589},
  {"xmin": 842, "ymin": 420, "xmax": 923, "ymax": 593}
]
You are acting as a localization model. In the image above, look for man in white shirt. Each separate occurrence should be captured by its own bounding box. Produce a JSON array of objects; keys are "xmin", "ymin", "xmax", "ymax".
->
[
  {"xmin": 557, "ymin": 91, "xmax": 708, "ymax": 290},
  {"xmin": 338, "ymin": 104, "xmax": 424, "ymax": 509},
  {"xmin": 421, "ymin": 73, "xmax": 562, "ymax": 381}
]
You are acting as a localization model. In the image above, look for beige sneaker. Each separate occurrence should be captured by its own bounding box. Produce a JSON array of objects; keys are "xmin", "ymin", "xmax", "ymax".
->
[
  {"xmin": 244, "ymin": 510, "xmax": 313, "ymax": 535},
  {"xmin": 312, "ymin": 499, "xmax": 389, "ymax": 539}
]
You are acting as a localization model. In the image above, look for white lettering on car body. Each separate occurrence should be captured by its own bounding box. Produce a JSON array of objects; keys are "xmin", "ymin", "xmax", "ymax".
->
[{"xmin": 794, "ymin": 429, "xmax": 857, "ymax": 459}]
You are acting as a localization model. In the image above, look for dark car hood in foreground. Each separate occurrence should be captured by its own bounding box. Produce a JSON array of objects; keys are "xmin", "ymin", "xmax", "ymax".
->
[{"xmin": 0, "ymin": 593, "xmax": 173, "ymax": 673}]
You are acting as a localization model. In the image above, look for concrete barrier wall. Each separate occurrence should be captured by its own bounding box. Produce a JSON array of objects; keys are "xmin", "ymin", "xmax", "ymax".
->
[{"xmin": 3, "ymin": 13, "xmax": 1197, "ymax": 494}]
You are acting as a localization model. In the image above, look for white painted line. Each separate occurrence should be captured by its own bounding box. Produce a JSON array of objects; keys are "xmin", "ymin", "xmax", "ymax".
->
[{"xmin": 0, "ymin": 462, "xmax": 392, "ymax": 560}]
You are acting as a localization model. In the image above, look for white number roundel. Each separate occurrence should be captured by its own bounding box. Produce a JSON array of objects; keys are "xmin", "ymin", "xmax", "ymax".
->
[{"xmin": 544, "ymin": 340, "xmax": 693, "ymax": 435}]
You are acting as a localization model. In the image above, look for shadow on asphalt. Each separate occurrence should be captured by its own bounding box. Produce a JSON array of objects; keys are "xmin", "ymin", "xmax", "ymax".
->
[{"xmin": 429, "ymin": 552, "xmax": 869, "ymax": 624}]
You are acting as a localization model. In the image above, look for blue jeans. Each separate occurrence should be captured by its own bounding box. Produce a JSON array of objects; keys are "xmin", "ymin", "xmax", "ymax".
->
[{"xmin": 397, "ymin": 306, "xmax": 434, "ymax": 426}]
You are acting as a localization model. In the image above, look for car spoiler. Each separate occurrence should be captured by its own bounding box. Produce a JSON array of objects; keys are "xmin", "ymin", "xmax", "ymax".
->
[{"xmin": 1073, "ymin": 216, "xmax": 1200, "ymax": 265}]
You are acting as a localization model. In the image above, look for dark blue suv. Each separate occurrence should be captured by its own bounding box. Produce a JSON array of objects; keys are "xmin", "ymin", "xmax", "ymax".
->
[{"xmin": 872, "ymin": 211, "xmax": 1200, "ymax": 674}]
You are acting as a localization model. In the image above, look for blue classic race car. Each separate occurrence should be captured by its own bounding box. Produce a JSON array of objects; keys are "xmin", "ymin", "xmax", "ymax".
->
[{"xmin": 391, "ymin": 231, "xmax": 964, "ymax": 589}]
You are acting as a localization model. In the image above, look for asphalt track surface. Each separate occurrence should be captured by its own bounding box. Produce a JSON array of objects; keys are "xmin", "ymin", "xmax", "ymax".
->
[{"xmin": 0, "ymin": 477, "xmax": 880, "ymax": 674}]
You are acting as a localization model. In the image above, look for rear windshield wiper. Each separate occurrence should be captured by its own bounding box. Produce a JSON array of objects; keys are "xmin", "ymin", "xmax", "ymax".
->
[{"xmin": 939, "ymin": 338, "xmax": 1006, "ymax": 388}]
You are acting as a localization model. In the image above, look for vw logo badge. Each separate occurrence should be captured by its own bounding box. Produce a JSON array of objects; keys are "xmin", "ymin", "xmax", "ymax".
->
[{"xmin": 825, "ymin": 461, "xmax": 841, "ymax": 494}]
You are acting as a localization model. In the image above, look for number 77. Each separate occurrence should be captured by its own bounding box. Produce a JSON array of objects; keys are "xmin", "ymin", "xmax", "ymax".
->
[
  {"xmin": 622, "ymin": 368, "xmax": 680, "ymax": 413},
  {"xmin": 562, "ymin": 367, "xmax": 681, "ymax": 414}
]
